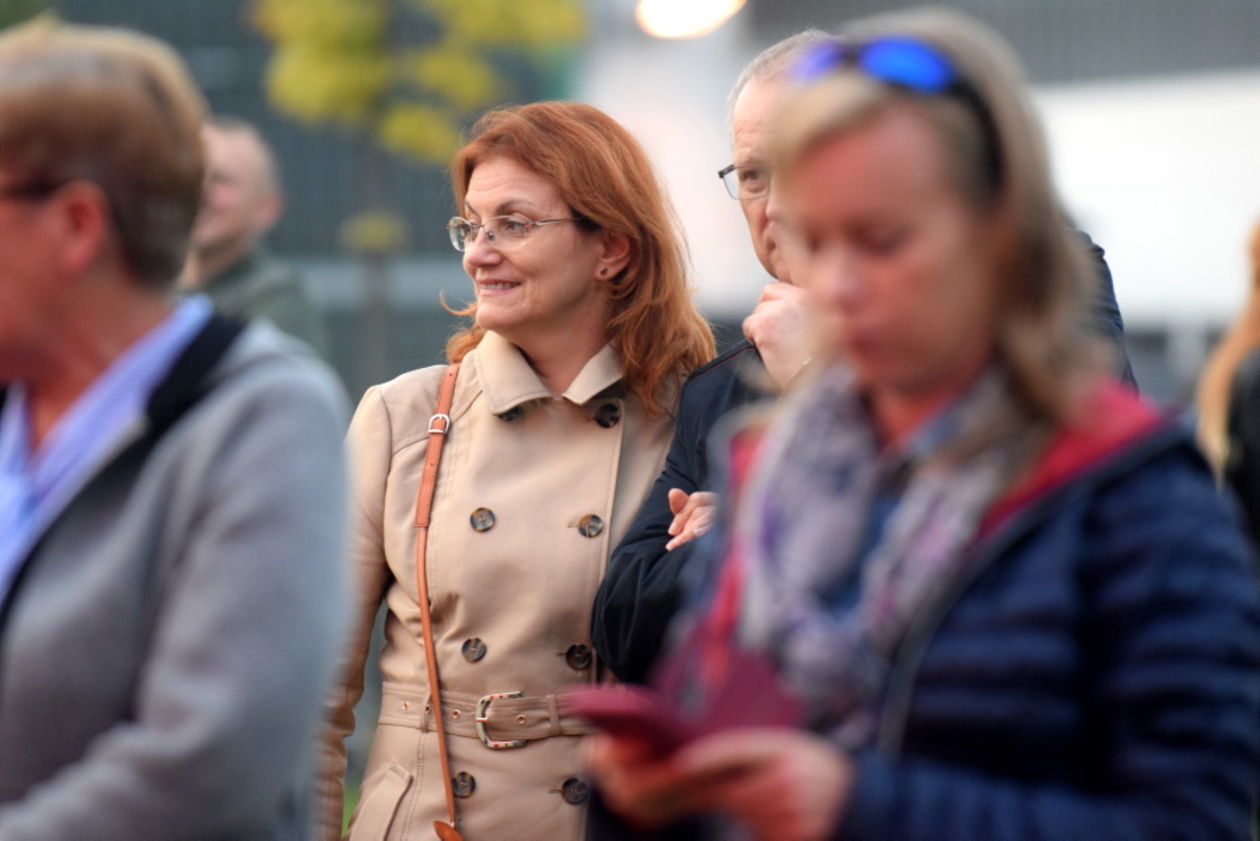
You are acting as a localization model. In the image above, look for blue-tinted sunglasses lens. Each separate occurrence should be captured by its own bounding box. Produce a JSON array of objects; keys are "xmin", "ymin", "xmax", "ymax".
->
[
  {"xmin": 794, "ymin": 41, "xmax": 848, "ymax": 83},
  {"xmin": 858, "ymin": 38, "xmax": 956, "ymax": 92}
]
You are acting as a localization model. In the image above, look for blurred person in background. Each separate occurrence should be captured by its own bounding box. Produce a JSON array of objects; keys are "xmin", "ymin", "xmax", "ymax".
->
[
  {"xmin": 0, "ymin": 20, "xmax": 350, "ymax": 841},
  {"xmin": 1197, "ymin": 218, "xmax": 1260, "ymax": 553},
  {"xmin": 588, "ymin": 9, "xmax": 1258, "ymax": 841},
  {"xmin": 319, "ymin": 101, "xmax": 713, "ymax": 841},
  {"xmin": 181, "ymin": 115, "xmax": 329, "ymax": 356},
  {"xmin": 593, "ymin": 24, "xmax": 1135, "ymax": 687}
]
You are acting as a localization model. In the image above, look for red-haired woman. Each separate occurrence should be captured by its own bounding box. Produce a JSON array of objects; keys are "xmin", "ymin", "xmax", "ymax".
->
[{"xmin": 319, "ymin": 101, "xmax": 713, "ymax": 841}]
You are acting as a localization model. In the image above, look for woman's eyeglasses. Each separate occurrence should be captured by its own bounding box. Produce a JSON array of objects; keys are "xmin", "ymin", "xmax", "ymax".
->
[{"xmin": 446, "ymin": 214, "xmax": 582, "ymax": 253}]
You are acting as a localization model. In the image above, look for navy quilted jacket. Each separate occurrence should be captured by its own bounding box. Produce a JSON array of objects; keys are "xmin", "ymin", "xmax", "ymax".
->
[{"xmin": 830, "ymin": 397, "xmax": 1260, "ymax": 841}]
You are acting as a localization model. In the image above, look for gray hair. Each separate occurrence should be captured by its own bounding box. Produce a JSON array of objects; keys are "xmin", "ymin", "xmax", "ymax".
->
[{"xmin": 726, "ymin": 28, "xmax": 833, "ymax": 129}]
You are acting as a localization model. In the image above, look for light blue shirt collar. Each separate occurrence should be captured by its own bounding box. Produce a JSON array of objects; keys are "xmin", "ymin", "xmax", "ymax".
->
[{"xmin": 0, "ymin": 295, "xmax": 214, "ymax": 604}]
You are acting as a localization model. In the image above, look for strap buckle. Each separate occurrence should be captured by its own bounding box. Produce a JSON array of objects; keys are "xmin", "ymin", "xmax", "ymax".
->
[
  {"xmin": 475, "ymin": 691, "xmax": 527, "ymax": 749},
  {"xmin": 428, "ymin": 413, "xmax": 451, "ymax": 435}
]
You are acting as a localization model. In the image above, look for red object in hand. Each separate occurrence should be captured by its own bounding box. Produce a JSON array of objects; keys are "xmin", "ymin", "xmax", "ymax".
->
[
  {"xmin": 561, "ymin": 685, "xmax": 694, "ymax": 757},
  {"xmin": 562, "ymin": 647, "xmax": 803, "ymax": 758}
]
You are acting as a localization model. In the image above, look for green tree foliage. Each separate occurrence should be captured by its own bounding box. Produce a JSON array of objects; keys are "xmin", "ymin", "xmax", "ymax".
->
[
  {"xmin": 253, "ymin": 0, "xmax": 585, "ymax": 165},
  {"xmin": 0, "ymin": 0, "xmax": 48, "ymax": 27}
]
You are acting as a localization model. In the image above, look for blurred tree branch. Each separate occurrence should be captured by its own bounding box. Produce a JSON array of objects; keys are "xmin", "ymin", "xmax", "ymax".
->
[
  {"xmin": 251, "ymin": 0, "xmax": 583, "ymax": 382},
  {"xmin": 253, "ymin": 0, "xmax": 584, "ymax": 165},
  {"xmin": 0, "ymin": 1, "xmax": 49, "ymax": 27}
]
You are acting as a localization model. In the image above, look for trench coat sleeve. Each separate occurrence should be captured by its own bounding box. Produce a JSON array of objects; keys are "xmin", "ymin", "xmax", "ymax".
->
[
  {"xmin": 834, "ymin": 450, "xmax": 1260, "ymax": 841},
  {"xmin": 318, "ymin": 385, "xmax": 399, "ymax": 841},
  {"xmin": 0, "ymin": 371, "xmax": 350, "ymax": 841}
]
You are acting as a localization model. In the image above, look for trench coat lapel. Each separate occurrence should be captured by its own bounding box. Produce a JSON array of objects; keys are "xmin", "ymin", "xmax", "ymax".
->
[{"xmin": 475, "ymin": 331, "xmax": 623, "ymax": 415}]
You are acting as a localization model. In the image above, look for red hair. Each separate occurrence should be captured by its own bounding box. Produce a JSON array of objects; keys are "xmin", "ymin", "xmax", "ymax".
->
[{"xmin": 446, "ymin": 101, "xmax": 714, "ymax": 416}]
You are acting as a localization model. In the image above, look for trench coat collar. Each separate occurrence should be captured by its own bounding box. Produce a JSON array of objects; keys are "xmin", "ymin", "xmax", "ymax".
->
[{"xmin": 475, "ymin": 331, "xmax": 624, "ymax": 415}]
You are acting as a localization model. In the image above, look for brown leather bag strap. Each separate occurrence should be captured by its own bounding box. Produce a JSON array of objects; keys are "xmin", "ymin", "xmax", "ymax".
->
[{"xmin": 413, "ymin": 364, "xmax": 464, "ymax": 841}]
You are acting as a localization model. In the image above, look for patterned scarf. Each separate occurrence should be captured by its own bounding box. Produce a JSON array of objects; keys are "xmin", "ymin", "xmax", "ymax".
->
[{"xmin": 731, "ymin": 362, "xmax": 1045, "ymax": 749}]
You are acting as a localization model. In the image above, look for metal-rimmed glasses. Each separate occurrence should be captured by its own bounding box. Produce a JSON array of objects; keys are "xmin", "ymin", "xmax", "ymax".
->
[
  {"xmin": 717, "ymin": 163, "xmax": 771, "ymax": 202},
  {"xmin": 791, "ymin": 35, "xmax": 1003, "ymax": 184},
  {"xmin": 446, "ymin": 214, "xmax": 583, "ymax": 253}
]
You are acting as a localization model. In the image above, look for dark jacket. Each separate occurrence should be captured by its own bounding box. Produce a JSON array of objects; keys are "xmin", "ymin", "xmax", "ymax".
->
[
  {"xmin": 837, "ymin": 392, "xmax": 1260, "ymax": 841},
  {"xmin": 712, "ymin": 385, "xmax": 1259, "ymax": 841},
  {"xmin": 1226, "ymin": 345, "xmax": 1260, "ymax": 553},
  {"xmin": 591, "ymin": 340, "xmax": 767, "ymax": 682},
  {"xmin": 593, "ymin": 233, "xmax": 1135, "ymax": 684}
]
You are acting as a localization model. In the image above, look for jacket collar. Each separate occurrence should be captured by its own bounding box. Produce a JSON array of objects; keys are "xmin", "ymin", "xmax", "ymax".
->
[
  {"xmin": 0, "ymin": 314, "xmax": 245, "ymax": 646},
  {"xmin": 876, "ymin": 381, "xmax": 1172, "ymax": 756},
  {"xmin": 474, "ymin": 330, "xmax": 623, "ymax": 415},
  {"xmin": 979, "ymin": 380, "xmax": 1163, "ymax": 537}
]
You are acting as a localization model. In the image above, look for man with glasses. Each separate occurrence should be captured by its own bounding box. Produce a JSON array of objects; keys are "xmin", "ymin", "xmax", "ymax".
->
[
  {"xmin": 594, "ymin": 31, "xmax": 840, "ymax": 685},
  {"xmin": 592, "ymin": 29, "xmax": 1134, "ymax": 685},
  {"xmin": 0, "ymin": 21, "xmax": 349, "ymax": 840}
]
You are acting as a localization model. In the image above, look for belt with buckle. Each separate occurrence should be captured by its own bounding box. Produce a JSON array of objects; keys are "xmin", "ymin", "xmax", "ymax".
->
[{"xmin": 379, "ymin": 681, "xmax": 595, "ymax": 749}]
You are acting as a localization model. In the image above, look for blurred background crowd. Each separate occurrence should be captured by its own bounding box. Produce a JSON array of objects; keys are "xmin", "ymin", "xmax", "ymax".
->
[
  {"xmin": 2, "ymin": 1, "xmax": 1260, "ymax": 841},
  {"xmin": 4, "ymin": 0, "xmax": 1255, "ymax": 402}
]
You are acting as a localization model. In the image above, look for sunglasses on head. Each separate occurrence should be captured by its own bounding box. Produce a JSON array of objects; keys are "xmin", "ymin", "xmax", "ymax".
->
[{"xmin": 793, "ymin": 36, "xmax": 1003, "ymax": 185}]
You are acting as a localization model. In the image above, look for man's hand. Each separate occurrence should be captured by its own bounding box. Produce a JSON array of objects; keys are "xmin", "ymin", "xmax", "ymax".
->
[
  {"xmin": 665, "ymin": 489, "xmax": 718, "ymax": 551},
  {"xmin": 742, "ymin": 281, "xmax": 812, "ymax": 390},
  {"xmin": 587, "ymin": 727, "xmax": 854, "ymax": 841}
]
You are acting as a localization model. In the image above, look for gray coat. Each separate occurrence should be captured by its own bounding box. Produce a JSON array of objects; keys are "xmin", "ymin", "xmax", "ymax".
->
[{"xmin": 0, "ymin": 319, "xmax": 351, "ymax": 841}]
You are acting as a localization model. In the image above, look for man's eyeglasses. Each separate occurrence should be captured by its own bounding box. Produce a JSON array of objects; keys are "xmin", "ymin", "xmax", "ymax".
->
[
  {"xmin": 717, "ymin": 164, "xmax": 771, "ymax": 202},
  {"xmin": 791, "ymin": 35, "xmax": 1003, "ymax": 185},
  {"xmin": 446, "ymin": 214, "xmax": 583, "ymax": 253}
]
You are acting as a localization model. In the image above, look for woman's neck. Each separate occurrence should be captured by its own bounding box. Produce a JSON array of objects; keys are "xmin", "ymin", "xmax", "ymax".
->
[
  {"xmin": 869, "ymin": 358, "xmax": 990, "ymax": 450},
  {"xmin": 870, "ymin": 390, "xmax": 955, "ymax": 450},
  {"xmin": 514, "ymin": 331, "xmax": 608, "ymax": 396}
]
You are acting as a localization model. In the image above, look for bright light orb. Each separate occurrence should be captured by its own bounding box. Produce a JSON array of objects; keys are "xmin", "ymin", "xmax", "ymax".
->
[{"xmin": 635, "ymin": 0, "xmax": 747, "ymax": 39}]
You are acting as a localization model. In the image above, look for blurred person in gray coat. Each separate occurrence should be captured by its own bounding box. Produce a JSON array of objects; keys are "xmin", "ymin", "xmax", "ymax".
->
[
  {"xmin": 181, "ymin": 115, "xmax": 329, "ymax": 357},
  {"xmin": 0, "ymin": 20, "xmax": 349, "ymax": 841}
]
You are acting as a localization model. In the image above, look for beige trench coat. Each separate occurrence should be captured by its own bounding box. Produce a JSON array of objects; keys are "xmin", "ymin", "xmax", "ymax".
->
[{"xmin": 320, "ymin": 331, "xmax": 673, "ymax": 841}]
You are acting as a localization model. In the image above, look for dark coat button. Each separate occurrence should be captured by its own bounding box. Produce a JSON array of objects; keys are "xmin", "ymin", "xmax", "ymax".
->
[
  {"xmin": 560, "ymin": 777, "xmax": 590, "ymax": 805},
  {"xmin": 496, "ymin": 405, "xmax": 524, "ymax": 422},
  {"xmin": 565, "ymin": 643, "xmax": 592, "ymax": 670},
  {"xmin": 470, "ymin": 508, "xmax": 496, "ymax": 532},
  {"xmin": 576, "ymin": 514, "xmax": 604, "ymax": 538},
  {"xmin": 594, "ymin": 403, "xmax": 621, "ymax": 428},
  {"xmin": 461, "ymin": 638, "xmax": 487, "ymax": 662},
  {"xmin": 452, "ymin": 771, "xmax": 476, "ymax": 798}
]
